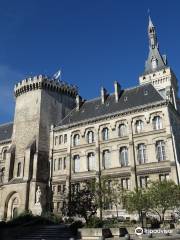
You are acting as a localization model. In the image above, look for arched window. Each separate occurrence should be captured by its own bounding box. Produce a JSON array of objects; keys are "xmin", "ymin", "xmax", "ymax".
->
[
  {"xmin": 74, "ymin": 155, "xmax": 80, "ymax": 172},
  {"xmin": 73, "ymin": 134, "xmax": 80, "ymax": 146},
  {"xmin": 152, "ymin": 116, "xmax": 162, "ymax": 130},
  {"xmin": 102, "ymin": 128, "xmax": 109, "ymax": 141},
  {"xmin": 156, "ymin": 141, "xmax": 166, "ymax": 161},
  {"xmin": 137, "ymin": 144, "xmax": 147, "ymax": 164},
  {"xmin": 87, "ymin": 152, "xmax": 95, "ymax": 171},
  {"xmin": 3, "ymin": 149, "xmax": 7, "ymax": 160},
  {"xmin": 102, "ymin": 150, "xmax": 110, "ymax": 169},
  {"xmin": 118, "ymin": 124, "xmax": 127, "ymax": 137},
  {"xmin": 17, "ymin": 162, "xmax": 21, "ymax": 177},
  {"xmin": 135, "ymin": 120, "xmax": 143, "ymax": 133},
  {"xmin": 87, "ymin": 131, "xmax": 94, "ymax": 144},
  {"xmin": 119, "ymin": 147, "xmax": 128, "ymax": 167}
]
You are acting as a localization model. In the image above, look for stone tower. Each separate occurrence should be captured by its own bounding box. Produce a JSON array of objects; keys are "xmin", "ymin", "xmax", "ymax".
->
[
  {"xmin": 2, "ymin": 75, "xmax": 77, "ymax": 219},
  {"xmin": 139, "ymin": 17, "xmax": 179, "ymax": 110}
]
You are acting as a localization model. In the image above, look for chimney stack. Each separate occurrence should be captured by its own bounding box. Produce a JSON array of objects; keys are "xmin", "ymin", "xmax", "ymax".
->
[
  {"xmin": 76, "ymin": 95, "xmax": 82, "ymax": 111},
  {"xmin": 101, "ymin": 87, "xmax": 108, "ymax": 104},
  {"xmin": 114, "ymin": 81, "xmax": 121, "ymax": 102}
]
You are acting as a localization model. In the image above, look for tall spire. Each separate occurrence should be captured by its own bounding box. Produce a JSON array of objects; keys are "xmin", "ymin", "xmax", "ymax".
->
[
  {"xmin": 144, "ymin": 16, "xmax": 167, "ymax": 74},
  {"xmin": 148, "ymin": 16, "xmax": 158, "ymax": 49}
]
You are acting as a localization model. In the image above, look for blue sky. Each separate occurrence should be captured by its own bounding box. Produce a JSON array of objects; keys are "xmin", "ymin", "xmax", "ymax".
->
[{"xmin": 0, "ymin": 0, "xmax": 180, "ymax": 124}]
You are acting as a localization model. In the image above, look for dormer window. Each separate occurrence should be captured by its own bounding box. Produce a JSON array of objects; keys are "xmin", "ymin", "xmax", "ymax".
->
[{"xmin": 151, "ymin": 57, "xmax": 158, "ymax": 70}]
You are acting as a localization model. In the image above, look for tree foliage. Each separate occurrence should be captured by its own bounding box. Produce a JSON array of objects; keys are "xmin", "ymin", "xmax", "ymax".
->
[
  {"xmin": 62, "ymin": 184, "xmax": 98, "ymax": 224},
  {"xmin": 148, "ymin": 180, "xmax": 180, "ymax": 223}
]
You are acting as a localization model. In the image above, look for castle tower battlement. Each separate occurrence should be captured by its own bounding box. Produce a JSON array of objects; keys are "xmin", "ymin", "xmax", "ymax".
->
[{"xmin": 14, "ymin": 74, "xmax": 78, "ymax": 98}]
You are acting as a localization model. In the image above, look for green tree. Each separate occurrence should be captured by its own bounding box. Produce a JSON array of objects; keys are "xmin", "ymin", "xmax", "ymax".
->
[
  {"xmin": 62, "ymin": 183, "xmax": 98, "ymax": 224},
  {"xmin": 148, "ymin": 180, "xmax": 180, "ymax": 224},
  {"xmin": 123, "ymin": 188, "xmax": 152, "ymax": 228},
  {"xmin": 109, "ymin": 179, "xmax": 127, "ymax": 218}
]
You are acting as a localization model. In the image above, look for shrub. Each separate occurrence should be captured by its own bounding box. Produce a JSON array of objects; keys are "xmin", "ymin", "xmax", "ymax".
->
[
  {"xmin": 64, "ymin": 217, "xmax": 74, "ymax": 224},
  {"xmin": 103, "ymin": 218, "xmax": 119, "ymax": 228},
  {"xmin": 85, "ymin": 217, "xmax": 103, "ymax": 228},
  {"xmin": 150, "ymin": 218, "xmax": 160, "ymax": 229},
  {"xmin": 7, "ymin": 211, "xmax": 34, "ymax": 226},
  {"xmin": 70, "ymin": 220, "xmax": 84, "ymax": 234}
]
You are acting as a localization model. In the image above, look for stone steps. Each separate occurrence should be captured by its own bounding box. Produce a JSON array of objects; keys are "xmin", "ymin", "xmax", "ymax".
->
[{"xmin": 15, "ymin": 225, "xmax": 76, "ymax": 240}]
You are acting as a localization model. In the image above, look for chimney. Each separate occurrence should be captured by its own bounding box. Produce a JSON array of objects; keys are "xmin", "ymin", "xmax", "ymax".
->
[
  {"xmin": 76, "ymin": 95, "xmax": 82, "ymax": 111},
  {"xmin": 101, "ymin": 87, "xmax": 108, "ymax": 104},
  {"xmin": 114, "ymin": 81, "xmax": 121, "ymax": 102}
]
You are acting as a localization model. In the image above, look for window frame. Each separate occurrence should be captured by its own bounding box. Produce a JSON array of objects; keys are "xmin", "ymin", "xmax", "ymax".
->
[{"xmin": 119, "ymin": 147, "xmax": 128, "ymax": 167}]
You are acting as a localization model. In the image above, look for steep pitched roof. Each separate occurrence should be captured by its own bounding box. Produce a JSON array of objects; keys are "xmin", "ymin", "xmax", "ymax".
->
[
  {"xmin": 60, "ymin": 84, "xmax": 164, "ymax": 126},
  {"xmin": 0, "ymin": 122, "xmax": 13, "ymax": 142},
  {"xmin": 144, "ymin": 17, "xmax": 167, "ymax": 74}
]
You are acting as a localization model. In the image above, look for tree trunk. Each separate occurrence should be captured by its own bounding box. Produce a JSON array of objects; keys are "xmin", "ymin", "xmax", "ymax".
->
[
  {"xmin": 115, "ymin": 204, "xmax": 118, "ymax": 218},
  {"xmin": 162, "ymin": 209, "xmax": 166, "ymax": 226}
]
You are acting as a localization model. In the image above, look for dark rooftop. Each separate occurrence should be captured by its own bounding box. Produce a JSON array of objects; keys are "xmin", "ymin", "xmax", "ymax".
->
[
  {"xmin": 60, "ymin": 84, "xmax": 164, "ymax": 126},
  {"xmin": 0, "ymin": 122, "xmax": 13, "ymax": 142}
]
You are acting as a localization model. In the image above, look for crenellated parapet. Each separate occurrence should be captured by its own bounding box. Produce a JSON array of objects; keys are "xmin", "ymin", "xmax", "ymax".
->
[{"xmin": 14, "ymin": 74, "xmax": 78, "ymax": 98}]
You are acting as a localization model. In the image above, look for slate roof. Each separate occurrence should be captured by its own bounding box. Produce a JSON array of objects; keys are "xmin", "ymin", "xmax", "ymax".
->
[
  {"xmin": 0, "ymin": 122, "xmax": 13, "ymax": 142},
  {"xmin": 60, "ymin": 84, "xmax": 164, "ymax": 126}
]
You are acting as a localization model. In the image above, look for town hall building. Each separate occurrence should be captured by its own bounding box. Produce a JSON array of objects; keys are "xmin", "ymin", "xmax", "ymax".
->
[{"xmin": 0, "ymin": 17, "xmax": 180, "ymax": 220}]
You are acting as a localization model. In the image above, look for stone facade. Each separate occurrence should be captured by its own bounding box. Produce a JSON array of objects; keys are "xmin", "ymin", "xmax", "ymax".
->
[{"xmin": 0, "ymin": 17, "xmax": 180, "ymax": 220}]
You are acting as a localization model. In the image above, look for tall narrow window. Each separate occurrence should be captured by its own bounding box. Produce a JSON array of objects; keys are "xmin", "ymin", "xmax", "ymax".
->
[
  {"xmin": 153, "ymin": 116, "xmax": 162, "ymax": 130},
  {"xmin": 121, "ymin": 178, "xmax": 130, "ymax": 190},
  {"xmin": 156, "ymin": 141, "xmax": 166, "ymax": 161},
  {"xmin": 59, "ymin": 135, "xmax": 63, "ymax": 144},
  {"xmin": 54, "ymin": 159, "xmax": 56, "ymax": 171},
  {"xmin": 119, "ymin": 147, "xmax": 128, "ymax": 167},
  {"xmin": 3, "ymin": 149, "xmax": 7, "ymax": 160},
  {"xmin": 55, "ymin": 136, "xmax": 58, "ymax": 145},
  {"xmin": 135, "ymin": 120, "xmax": 143, "ymax": 133},
  {"xmin": 64, "ymin": 134, "xmax": 67, "ymax": 143},
  {"xmin": 57, "ymin": 185, "xmax": 61, "ymax": 193},
  {"xmin": 73, "ymin": 134, "xmax": 80, "ymax": 146},
  {"xmin": 58, "ymin": 158, "xmax": 62, "ymax": 170},
  {"xmin": 74, "ymin": 155, "xmax": 80, "ymax": 172},
  {"xmin": 87, "ymin": 152, "xmax": 95, "ymax": 171},
  {"xmin": 63, "ymin": 157, "xmax": 66, "ymax": 169},
  {"xmin": 159, "ymin": 174, "xmax": 169, "ymax": 181},
  {"xmin": 102, "ymin": 150, "xmax": 110, "ymax": 169},
  {"xmin": 87, "ymin": 131, "xmax": 94, "ymax": 144},
  {"xmin": 119, "ymin": 124, "xmax": 127, "ymax": 137},
  {"xmin": 137, "ymin": 144, "xmax": 147, "ymax": 164},
  {"xmin": 102, "ymin": 128, "xmax": 109, "ymax": 141},
  {"xmin": 17, "ymin": 162, "xmax": 21, "ymax": 177},
  {"xmin": 140, "ymin": 176, "xmax": 149, "ymax": 188},
  {"xmin": 0, "ymin": 167, "xmax": 5, "ymax": 183}
]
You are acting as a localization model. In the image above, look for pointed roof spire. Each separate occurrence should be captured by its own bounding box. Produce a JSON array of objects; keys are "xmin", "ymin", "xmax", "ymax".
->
[
  {"xmin": 144, "ymin": 16, "xmax": 167, "ymax": 74},
  {"xmin": 148, "ymin": 15, "xmax": 154, "ymax": 29}
]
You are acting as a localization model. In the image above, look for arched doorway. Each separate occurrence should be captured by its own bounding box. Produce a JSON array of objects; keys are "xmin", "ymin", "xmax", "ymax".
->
[{"xmin": 4, "ymin": 192, "xmax": 20, "ymax": 220}]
